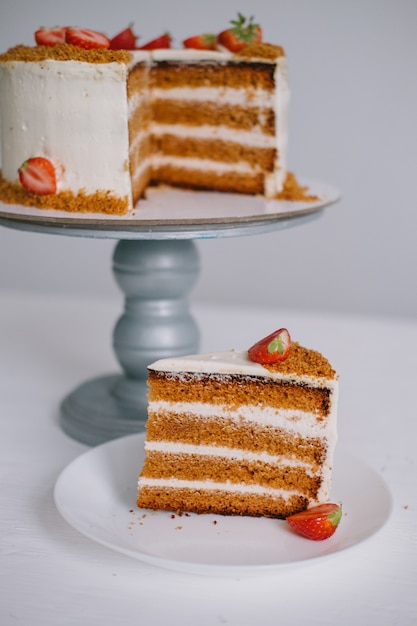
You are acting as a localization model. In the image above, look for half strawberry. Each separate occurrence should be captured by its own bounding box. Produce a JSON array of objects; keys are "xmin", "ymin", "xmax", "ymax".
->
[
  {"xmin": 286, "ymin": 503, "xmax": 343, "ymax": 540},
  {"xmin": 18, "ymin": 157, "xmax": 57, "ymax": 196},
  {"xmin": 248, "ymin": 328, "xmax": 291, "ymax": 365},
  {"xmin": 65, "ymin": 27, "xmax": 110, "ymax": 50}
]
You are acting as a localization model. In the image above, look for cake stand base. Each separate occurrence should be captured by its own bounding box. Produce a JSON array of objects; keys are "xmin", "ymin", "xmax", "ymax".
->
[
  {"xmin": 60, "ymin": 375, "xmax": 146, "ymax": 446},
  {"xmin": 61, "ymin": 238, "xmax": 200, "ymax": 446}
]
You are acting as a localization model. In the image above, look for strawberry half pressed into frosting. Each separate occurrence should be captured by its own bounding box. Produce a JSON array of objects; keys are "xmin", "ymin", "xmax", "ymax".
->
[{"xmin": 18, "ymin": 157, "xmax": 57, "ymax": 195}]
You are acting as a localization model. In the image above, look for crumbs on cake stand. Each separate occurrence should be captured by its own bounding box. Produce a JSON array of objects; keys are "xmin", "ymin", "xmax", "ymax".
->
[{"xmin": 276, "ymin": 172, "xmax": 320, "ymax": 202}]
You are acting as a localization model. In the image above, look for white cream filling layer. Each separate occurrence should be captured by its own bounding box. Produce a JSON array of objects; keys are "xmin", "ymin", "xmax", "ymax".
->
[
  {"xmin": 152, "ymin": 155, "xmax": 256, "ymax": 174},
  {"xmin": 151, "ymin": 123, "xmax": 276, "ymax": 147},
  {"xmin": 148, "ymin": 400, "xmax": 329, "ymax": 437},
  {"xmin": 138, "ymin": 477, "xmax": 309, "ymax": 501},
  {"xmin": 152, "ymin": 86, "xmax": 275, "ymax": 108},
  {"xmin": 144, "ymin": 440, "xmax": 316, "ymax": 474}
]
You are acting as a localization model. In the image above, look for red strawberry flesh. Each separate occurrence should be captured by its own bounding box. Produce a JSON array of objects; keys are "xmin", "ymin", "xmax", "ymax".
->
[
  {"xmin": 35, "ymin": 27, "xmax": 67, "ymax": 46},
  {"xmin": 248, "ymin": 328, "xmax": 291, "ymax": 364},
  {"xmin": 18, "ymin": 157, "xmax": 57, "ymax": 195},
  {"xmin": 65, "ymin": 27, "xmax": 110, "ymax": 50},
  {"xmin": 183, "ymin": 34, "xmax": 217, "ymax": 50},
  {"xmin": 286, "ymin": 503, "xmax": 342, "ymax": 540},
  {"xmin": 217, "ymin": 13, "xmax": 262, "ymax": 52},
  {"xmin": 110, "ymin": 25, "xmax": 137, "ymax": 50},
  {"xmin": 138, "ymin": 33, "xmax": 171, "ymax": 50}
]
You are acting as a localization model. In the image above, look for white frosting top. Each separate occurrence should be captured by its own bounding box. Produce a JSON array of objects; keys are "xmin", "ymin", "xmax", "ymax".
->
[{"xmin": 148, "ymin": 349, "xmax": 337, "ymax": 389}]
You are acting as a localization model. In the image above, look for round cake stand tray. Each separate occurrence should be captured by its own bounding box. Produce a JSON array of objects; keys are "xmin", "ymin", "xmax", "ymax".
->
[{"xmin": 0, "ymin": 182, "xmax": 340, "ymax": 445}]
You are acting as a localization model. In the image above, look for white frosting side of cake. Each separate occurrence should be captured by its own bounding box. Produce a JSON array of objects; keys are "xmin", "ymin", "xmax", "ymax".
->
[
  {"xmin": 0, "ymin": 59, "xmax": 132, "ymax": 201},
  {"xmin": 148, "ymin": 349, "xmax": 337, "ymax": 389}
]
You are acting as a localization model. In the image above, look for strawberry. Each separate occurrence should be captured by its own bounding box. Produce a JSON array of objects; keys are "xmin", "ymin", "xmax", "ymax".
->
[
  {"xmin": 217, "ymin": 13, "xmax": 262, "ymax": 52},
  {"xmin": 248, "ymin": 328, "xmax": 291, "ymax": 365},
  {"xmin": 34, "ymin": 26, "xmax": 67, "ymax": 46},
  {"xmin": 183, "ymin": 33, "xmax": 217, "ymax": 50},
  {"xmin": 18, "ymin": 157, "xmax": 57, "ymax": 195},
  {"xmin": 65, "ymin": 27, "xmax": 110, "ymax": 50},
  {"xmin": 138, "ymin": 33, "xmax": 171, "ymax": 50},
  {"xmin": 109, "ymin": 24, "xmax": 137, "ymax": 50},
  {"xmin": 286, "ymin": 503, "xmax": 342, "ymax": 541}
]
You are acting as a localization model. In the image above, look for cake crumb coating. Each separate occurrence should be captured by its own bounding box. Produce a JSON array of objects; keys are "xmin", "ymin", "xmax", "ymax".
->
[
  {"xmin": 264, "ymin": 342, "xmax": 336, "ymax": 379},
  {"xmin": 0, "ymin": 172, "xmax": 129, "ymax": 214},
  {"xmin": 0, "ymin": 44, "xmax": 132, "ymax": 64}
]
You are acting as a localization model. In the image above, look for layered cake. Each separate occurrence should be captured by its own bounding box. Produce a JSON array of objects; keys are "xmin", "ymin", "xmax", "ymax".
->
[
  {"xmin": 137, "ymin": 330, "xmax": 339, "ymax": 519},
  {"xmin": 0, "ymin": 21, "xmax": 290, "ymax": 215}
]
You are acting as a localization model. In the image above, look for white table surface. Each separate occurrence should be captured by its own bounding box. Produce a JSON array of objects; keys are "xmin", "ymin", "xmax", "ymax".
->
[{"xmin": 1, "ymin": 290, "xmax": 416, "ymax": 625}]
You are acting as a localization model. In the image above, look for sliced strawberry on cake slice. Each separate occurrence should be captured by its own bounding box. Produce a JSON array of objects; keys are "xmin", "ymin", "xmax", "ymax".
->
[
  {"xmin": 183, "ymin": 33, "xmax": 217, "ymax": 50},
  {"xmin": 35, "ymin": 26, "xmax": 67, "ymax": 46},
  {"xmin": 65, "ymin": 27, "xmax": 110, "ymax": 50},
  {"xmin": 109, "ymin": 24, "xmax": 137, "ymax": 50},
  {"xmin": 18, "ymin": 157, "xmax": 57, "ymax": 196},
  {"xmin": 286, "ymin": 503, "xmax": 342, "ymax": 540},
  {"xmin": 138, "ymin": 33, "xmax": 171, "ymax": 50},
  {"xmin": 248, "ymin": 328, "xmax": 291, "ymax": 365},
  {"xmin": 217, "ymin": 13, "xmax": 262, "ymax": 52}
]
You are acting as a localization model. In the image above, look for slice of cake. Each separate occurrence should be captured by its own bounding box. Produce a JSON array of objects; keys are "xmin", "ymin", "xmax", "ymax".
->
[
  {"xmin": 137, "ymin": 330, "xmax": 338, "ymax": 519},
  {"xmin": 0, "ymin": 29, "xmax": 289, "ymax": 214}
]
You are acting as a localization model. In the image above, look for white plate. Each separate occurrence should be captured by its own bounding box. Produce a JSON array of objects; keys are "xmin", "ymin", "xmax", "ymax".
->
[{"xmin": 54, "ymin": 433, "xmax": 392, "ymax": 577}]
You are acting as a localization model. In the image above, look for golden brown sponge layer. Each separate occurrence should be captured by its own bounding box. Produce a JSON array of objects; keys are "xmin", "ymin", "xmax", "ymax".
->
[
  {"xmin": 145, "ymin": 411, "xmax": 326, "ymax": 467},
  {"xmin": 137, "ymin": 486, "xmax": 307, "ymax": 519},
  {"xmin": 152, "ymin": 100, "xmax": 275, "ymax": 134},
  {"xmin": 150, "ymin": 166, "xmax": 265, "ymax": 194},
  {"xmin": 141, "ymin": 451, "xmax": 321, "ymax": 496},
  {"xmin": 153, "ymin": 135, "xmax": 276, "ymax": 168},
  {"xmin": 148, "ymin": 372, "xmax": 332, "ymax": 418},
  {"xmin": 151, "ymin": 61, "xmax": 276, "ymax": 90}
]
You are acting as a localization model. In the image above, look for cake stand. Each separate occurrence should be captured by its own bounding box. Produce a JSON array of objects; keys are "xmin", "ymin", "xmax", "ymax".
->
[{"xmin": 0, "ymin": 182, "xmax": 340, "ymax": 445}]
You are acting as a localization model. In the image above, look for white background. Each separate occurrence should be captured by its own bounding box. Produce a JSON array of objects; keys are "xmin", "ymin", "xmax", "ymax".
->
[{"xmin": 0, "ymin": 0, "xmax": 416, "ymax": 319}]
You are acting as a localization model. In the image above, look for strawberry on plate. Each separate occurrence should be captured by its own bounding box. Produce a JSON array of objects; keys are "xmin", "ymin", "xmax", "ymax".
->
[
  {"xmin": 65, "ymin": 27, "xmax": 110, "ymax": 50},
  {"xmin": 248, "ymin": 328, "xmax": 291, "ymax": 365},
  {"xmin": 138, "ymin": 32, "xmax": 171, "ymax": 50},
  {"xmin": 109, "ymin": 24, "xmax": 137, "ymax": 50},
  {"xmin": 183, "ymin": 33, "xmax": 217, "ymax": 50},
  {"xmin": 35, "ymin": 26, "xmax": 67, "ymax": 46},
  {"xmin": 18, "ymin": 157, "xmax": 57, "ymax": 196},
  {"xmin": 217, "ymin": 13, "xmax": 262, "ymax": 52},
  {"xmin": 286, "ymin": 503, "xmax": 343, "ymax": 541}
]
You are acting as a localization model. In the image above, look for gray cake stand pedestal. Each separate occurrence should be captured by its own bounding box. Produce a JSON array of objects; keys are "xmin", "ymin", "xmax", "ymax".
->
[{"xmin": 0, "ymin": 183, "xmax": 339, "ymax": 445}]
